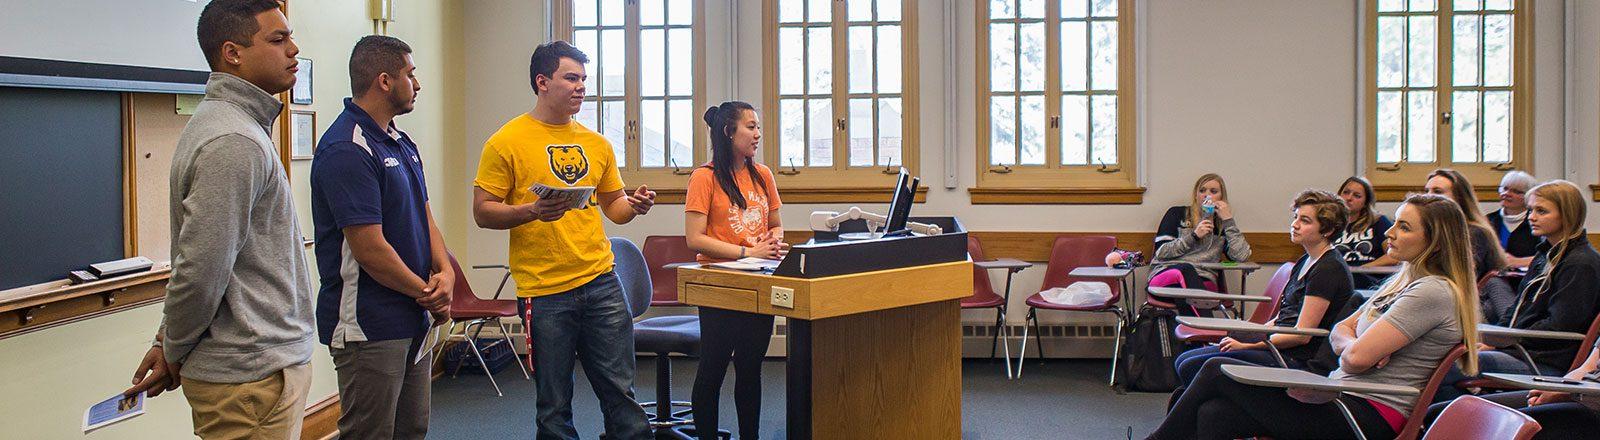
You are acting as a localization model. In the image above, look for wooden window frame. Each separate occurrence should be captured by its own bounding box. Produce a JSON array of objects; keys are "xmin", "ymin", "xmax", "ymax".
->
[
  {"xmin": 970, "ymin": 0, "xmax": 1140, "ymax": 205},
  {"xmin": 760, "ymin": 0, "xmax": 923, "ymax": 202},
  {"xmin": 552, "ymin": 0, "xmax": 709, "ymax": 203},
  {"xmin": 1362, "ymin": 0, "xmax": 1532, "ymax": 201}
]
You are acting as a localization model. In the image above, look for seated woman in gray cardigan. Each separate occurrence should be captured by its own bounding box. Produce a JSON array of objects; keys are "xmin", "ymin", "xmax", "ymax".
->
[{"xmin": 1148, "ymin": 173, "xmax": 1253, "ymax": 317}]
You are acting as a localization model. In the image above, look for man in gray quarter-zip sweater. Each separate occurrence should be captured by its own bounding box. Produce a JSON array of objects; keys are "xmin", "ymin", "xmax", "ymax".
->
[{"xmin": 123, "ymin": 2, "xmax": 314, "ymax": 438}]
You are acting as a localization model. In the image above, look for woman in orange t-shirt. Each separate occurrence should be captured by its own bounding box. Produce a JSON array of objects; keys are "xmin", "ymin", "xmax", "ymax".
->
[{"xmin": 685, "ymin": 101, "xmax": 783, "ymax": 440}]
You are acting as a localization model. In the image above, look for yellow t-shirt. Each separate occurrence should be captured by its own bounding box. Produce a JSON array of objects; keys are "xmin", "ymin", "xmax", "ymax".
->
[{"xmin": 474, "ymin": 114, "xmax": 626, "ymax": 297}]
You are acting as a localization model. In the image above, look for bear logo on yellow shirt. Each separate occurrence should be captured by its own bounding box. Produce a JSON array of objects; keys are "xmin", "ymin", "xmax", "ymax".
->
[{"xmin": 547, "ymin": 145, "xmax": 589, "ymax": 185}]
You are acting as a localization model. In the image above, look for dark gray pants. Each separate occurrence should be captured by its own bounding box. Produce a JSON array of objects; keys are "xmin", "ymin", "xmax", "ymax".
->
[{"xmin": 332, "ymin": 338, "xmax": 431, "ymax": 440}]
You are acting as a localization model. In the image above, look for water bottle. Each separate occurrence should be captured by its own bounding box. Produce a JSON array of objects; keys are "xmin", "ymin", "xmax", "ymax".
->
[{"xmin": 1201, "ymin": 196, "xmax": 1216, "ymax": 219}]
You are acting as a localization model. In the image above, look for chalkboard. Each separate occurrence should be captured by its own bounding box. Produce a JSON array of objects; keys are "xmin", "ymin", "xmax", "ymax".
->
[{"xmin": 0, "ymin": 86, "xmax": 124, "ymax": 290}]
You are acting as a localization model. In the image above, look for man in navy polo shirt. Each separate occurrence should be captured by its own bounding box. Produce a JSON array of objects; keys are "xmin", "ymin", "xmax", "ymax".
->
[{"xmin": 310, "ymin": 35, "xmax": 452, "ymax": 439}]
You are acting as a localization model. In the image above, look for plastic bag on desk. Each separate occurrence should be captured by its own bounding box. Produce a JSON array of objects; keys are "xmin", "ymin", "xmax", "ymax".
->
[{"xmin": 1040, "ymin": 281, "xmax": 1113, "ymax": 307}]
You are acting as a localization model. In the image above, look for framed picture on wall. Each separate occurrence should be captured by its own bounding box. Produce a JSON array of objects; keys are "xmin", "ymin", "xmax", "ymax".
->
[
  {"xmin": 291, "ymin": 57, "xmax": 313, "ymax": 105},
  {"xmin": 290, "ymin": 110, "xmax": 316, "ymax": 160}
]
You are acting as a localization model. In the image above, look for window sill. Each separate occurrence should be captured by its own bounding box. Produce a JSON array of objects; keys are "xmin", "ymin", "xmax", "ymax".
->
[
  {"xmin": 1373, "ymin": 185, "xmax": 1499, "ymax": 202},
  {"xmin": 967, "ymin": 187, "xmax": 1146, "ymax": 205}
]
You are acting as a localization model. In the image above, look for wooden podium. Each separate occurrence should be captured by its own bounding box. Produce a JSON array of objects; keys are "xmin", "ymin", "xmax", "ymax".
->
[{"xmin": 678, "ymin": 259, "xmax": 972, "ymax": 439}]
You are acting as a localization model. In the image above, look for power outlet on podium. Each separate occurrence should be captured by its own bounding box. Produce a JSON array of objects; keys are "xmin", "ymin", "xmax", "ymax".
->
[{"xmin": 770, "ymin": 286, "xmax": 795, "ymax": 309}]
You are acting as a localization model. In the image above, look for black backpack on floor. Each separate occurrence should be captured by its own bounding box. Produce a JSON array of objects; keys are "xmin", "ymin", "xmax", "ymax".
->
[{"xmin": 1116, "ymin": 305, "xmax": 1183, "ymax": 392}]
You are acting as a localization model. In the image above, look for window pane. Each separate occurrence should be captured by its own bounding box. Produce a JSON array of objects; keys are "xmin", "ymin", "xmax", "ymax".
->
[
  {"xmin": 669, "ymin": 99, "xmax": 693, "ymax": 169},
  {"xmin": 574, "ymin": 0, "xmax": 598, "ymax": 27},
  {"xmin": 878, "ymin": 98, "xmax": 903, "ymax": 166},
  {"xmin": 1019, "ymin": 23, "xmax": 1046, "ymax": 92},
  {"xmin": 1483, "ymin": 14, "xmax": 1513, "ymax": 87},
  {"xmin": 808, "ymin": 98, "xmax": 833, "ymax": 166},
  {"xmin": 990, "ymin": 23, "xmax": 1016, "ymax": 92},
  {"xmin": 1063, "ymin": 0, "xmax": 1088, "ymax": 18},
  {"xmin": 1455, "ymin": 0, "xmax": 1482, "ymax": 11},
  {"xmin": 1020, "ymin": 95, "xmax": 1045, "ymax": 165},
  {"xmin": 808, "ymin": 28, "xmax": 832, "ymax": 94},
  {"xmin": 1409, "ymin": 0, "xmax": 1437, "ymax": 12},
  {"xmin": 1485, "ymin": 0, "xmax": 1512, "ymax": 11},
  {"xmin": 602, "ymin": 101, "xmax": 627, "ymax": 163},
  {"xmin": 1061, "ymin": 95, "xmax": 1088, "ymax": 165},
  {"xmin": 574, "ymin": 30, "xmax": 599, "ymax": 93},
  {"xmin": 641, "ymin": 0, "xmax": 664, "ymax": 26},
  {"xmin": 577, "ymin": 100, "xmax": 599, "ymax": 132},
  {"xmin": 1452, "ymin": 91, "xmax": 1480, "ymax": 162},
  {"xmin": 1378, "ymin": 0, "xmax": 1405, "ymax": 12},
  {"xmin": 1453, "ymin": 16, "xmax": 1481, "ymax": 86},
  {"xmin": 668, "ymin": 0, "xmax": 692, "ymax": 25},
  {"xmin": 1091, "ymin": 21, "xmax": 1118, "ymax": 90},
  {"xmin": 1377, "ymin": 16, "xmax": 1405, "ymax": 88},
  {"xmin": 1407, "ymin": 16, "xmax": 1435, "ymax": 88},
  {"xmin": 1483, "ymin": 90, "xmax": 1511, "ymax": 162},
  {"xmin": 1091, "ymin": 0, "xmax": 1117, "ymax": 17},
  {"xmin": 642, "ymin": 99, "xmax": 666, "ymax": 167},
  {"xmin": 1406, "ymin": 91, "xmax": 1435, "ymax": 162},
  {"xmin": 601, "ymin": 29, "xmax": 626, "ymax": 96},
  {"xmin": 990, "ymin": 95, "xmax": 1017, "ymax": 165},
  {"xmin": 848, "ymin": 26, "xmax": 873, "ymax": 94},
  {"xmin": 780, "ymin": 0, "xmax": 804, "ymax": 23},
  {"xmin": 642, "ymin": 29, "xmax": 665, "ymax": 97},
  {"xmin": 779, "ymin": 28, "xmax": 804, "ymax": 95},
  {"xmin": 1062, "ymin": 21, "xmax": 1087, "ymax": 91},
  {"xmin": 848, "ymin": 0, "xmax": 872, "ymax": 22},
  {"xmin": 780, "ymin": 99, "xmax": 805, "ymax": 169},
  {"xmin": 849, "ymin": 98, "xmax": 873, "ymax": 167},
  {"xmin": 668, "ymin": 29, "xmax": 693, "ymax": 96},
  {"xmin": 808, "ymin": 0, "xmax": 831, "ymax": 22},
  {"xmin": 1020, "ymin": 0, "xmax": 1045, "ymax": 19},
  {"xmin": 877, "ymin": 25, "xmax": 902, "ymax": 93},
  {"xmin": 879, "ymin": 0, "xmax": 901, "ymax": 22},
  {"xmin": 991, "ymin": 0, "xmax": 1016, "ymax": 20},
  {"xmin": 601, "ymin": 0, "xmax": 625, "ymax": 26},
  {"xmin": 1092, "ymin": 95, "xmax": 1118, "ymax": 166},
  {"xmin": 1376, "ymin": 91, "xmax": 1403, "ymax": 163}
]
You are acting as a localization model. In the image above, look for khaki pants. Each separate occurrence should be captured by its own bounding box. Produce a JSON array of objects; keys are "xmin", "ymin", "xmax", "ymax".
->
[{"xmin": 183, "ymin": 363, "xmax": 313, "ymax": 440}]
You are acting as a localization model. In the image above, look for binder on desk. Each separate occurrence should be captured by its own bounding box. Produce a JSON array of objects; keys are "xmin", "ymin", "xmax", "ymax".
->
[{"xmin": 773, "ymin": 216, "xmax": 968, "ymax": 278}]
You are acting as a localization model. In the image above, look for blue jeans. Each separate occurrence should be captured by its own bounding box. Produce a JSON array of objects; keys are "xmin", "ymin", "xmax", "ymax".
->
[
  {"xmin": 522, "ymin": 273, "xmax": 650, "ymax": 440},
  {"xmin": 1174, "ymin": 345, "xmax": 1288, "ymax": 386}
]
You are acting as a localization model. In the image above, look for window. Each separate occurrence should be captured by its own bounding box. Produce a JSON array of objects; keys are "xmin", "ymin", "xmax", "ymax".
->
[
  {"xmin": 554, "ymin": 0, "xmax": 706, "ymax": 197},
  {"xmin": 763, "ymin": 0, "xmax": 920, "ymax": 197},
  {"xmin": 1364, "ymin": 0, "xmax": 1530, "ymax": 200},
  {"xmin": 971, "ymin": 0, "xmax": 1139, "ymax": 204}
]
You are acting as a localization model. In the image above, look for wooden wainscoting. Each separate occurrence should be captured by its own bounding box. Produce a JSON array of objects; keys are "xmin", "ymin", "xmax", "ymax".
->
[{"xmin": 302, "ymin": 393, "xmax": 341, "ymax": 440}]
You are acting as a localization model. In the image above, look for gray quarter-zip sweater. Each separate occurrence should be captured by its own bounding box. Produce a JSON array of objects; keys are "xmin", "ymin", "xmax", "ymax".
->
[{"xmin": 162, "ymin": 72, "xmax": 315, "ymax": 383}]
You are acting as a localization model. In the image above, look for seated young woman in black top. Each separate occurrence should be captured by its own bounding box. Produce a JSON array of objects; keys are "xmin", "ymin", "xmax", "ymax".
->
[
  {"xmin": 1333, "ymin": 176, "xmax": 1393, "ymax": 289},
  {"xmin": 1171, "ymin": 190, "xmax": 1358, "ymax": 390}
]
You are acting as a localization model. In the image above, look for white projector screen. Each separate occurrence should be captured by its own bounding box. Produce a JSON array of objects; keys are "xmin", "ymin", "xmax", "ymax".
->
[{"xmin": 0, "ymin": 0, "xmax": 213, "ymax": 92}]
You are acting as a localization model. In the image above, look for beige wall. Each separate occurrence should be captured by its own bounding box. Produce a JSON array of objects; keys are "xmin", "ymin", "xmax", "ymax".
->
[{"xmin": 0, "ymin": 2, "xmax": 461, "ymax": 438}]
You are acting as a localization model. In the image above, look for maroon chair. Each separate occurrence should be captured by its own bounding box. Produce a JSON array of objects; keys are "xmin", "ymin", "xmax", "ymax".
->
[
  {"xmin": 1421, "ymin": 395, "xmax": 1541, "ymax": 440},
  {"xmin": 1017, "ymin": 236, "xmax": 1122, "ymax": 384},
  {"xmin": 436, "ymin": 253, "xmax": 530, "ymax": 397},
  {"xmin": 1393, "ymin": 345, "xmax": 1471, "ymax": 440},
  {"xmin": 643, "ymin": 235, "xmax": 697, "ymax": 307},
  {"xmin": 966, "ymin": 236, "xmax": 1030, "ymax": 378},
  {"xmin": 1173, "ymin": 262, "xmax": 1294, "ymax": 344}
]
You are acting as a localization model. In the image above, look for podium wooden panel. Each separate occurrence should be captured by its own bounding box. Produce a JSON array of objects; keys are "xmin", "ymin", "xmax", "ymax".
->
[{"xmin": 679, "ymin": 261, "xmax": 972, "ymax": 439}]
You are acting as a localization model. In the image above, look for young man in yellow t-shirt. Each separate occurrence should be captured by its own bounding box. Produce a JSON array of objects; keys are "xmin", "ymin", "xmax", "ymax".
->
[{"xmin": 472, "ymin": 41, "xmax": 656, "ymax": 440}]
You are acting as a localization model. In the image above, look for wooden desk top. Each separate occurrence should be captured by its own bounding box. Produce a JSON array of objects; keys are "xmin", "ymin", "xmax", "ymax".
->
[
  {"xmin": 678, "ymin": 260, "xmax": 973, "ymax": 320},
  {"xmin": 1484, "ymin": 373, "xmax": 1600, "ymax": 395},
  {"xmin": 1221, "ymin": 364, "xmax": 1418, "ymax": 396},
  {"xmin": 1147, "ymin": 286, "xmax": 1270, "ymax": 302},
  {"xmin": 1177, "ymin": 316, "xmax": 1330, "ymax": 337}
]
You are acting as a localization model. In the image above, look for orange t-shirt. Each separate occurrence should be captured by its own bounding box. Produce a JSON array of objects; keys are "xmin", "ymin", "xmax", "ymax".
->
[{"xmin": 684, "ymin": 164, "xmax": 782, "ymax": 263}]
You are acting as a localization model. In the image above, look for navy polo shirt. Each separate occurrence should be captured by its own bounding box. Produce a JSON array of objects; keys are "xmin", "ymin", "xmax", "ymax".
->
[{"xmin": 311, "ymin": 98, "xmax": 431, "ymax": 347}]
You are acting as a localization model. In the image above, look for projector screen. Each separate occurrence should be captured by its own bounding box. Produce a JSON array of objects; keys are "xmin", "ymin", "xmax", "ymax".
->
[{"xmin": 0, "ymin": 0, "xmax": 212, "ymax": 93}]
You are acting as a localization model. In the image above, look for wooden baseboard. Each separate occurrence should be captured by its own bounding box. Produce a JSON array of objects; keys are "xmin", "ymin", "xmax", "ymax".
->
[{"xmin": 301, "ymin": 393, "xmax": 340, "ymax": 440}]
